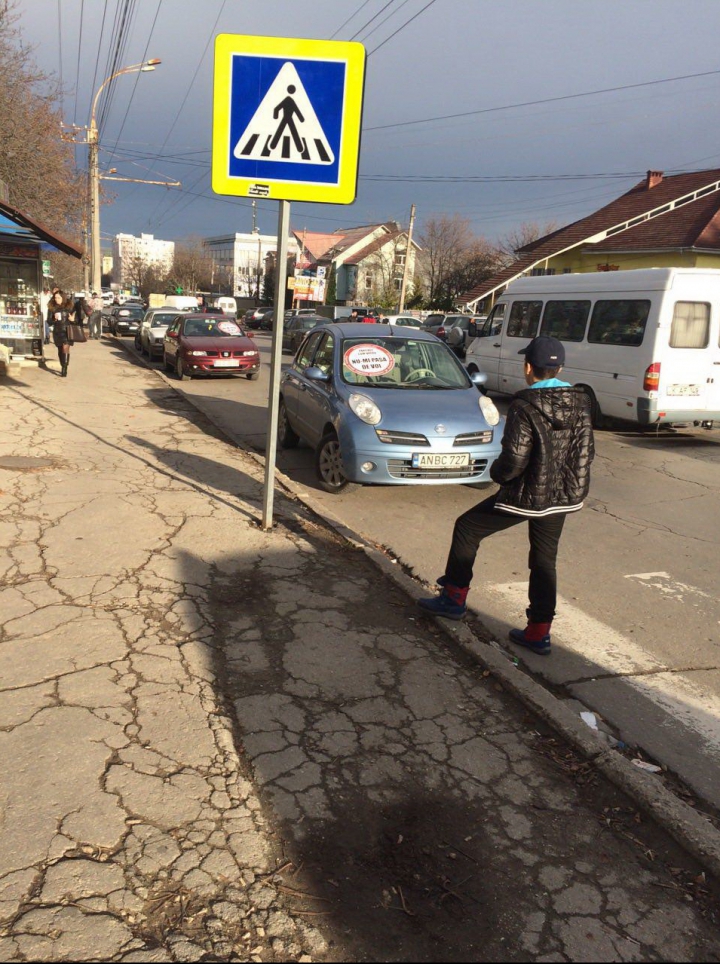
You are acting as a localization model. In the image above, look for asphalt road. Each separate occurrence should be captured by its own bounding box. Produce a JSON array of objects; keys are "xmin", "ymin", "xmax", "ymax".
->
[{"xmin": 115, "ymin": 327, "xmax": 720, "ymax": 811}]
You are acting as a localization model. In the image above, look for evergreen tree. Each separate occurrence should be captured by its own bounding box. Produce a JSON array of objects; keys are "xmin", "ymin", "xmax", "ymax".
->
[{"xmin": 325, "ymin": 264, "xmax": 336, "ymax": 306}]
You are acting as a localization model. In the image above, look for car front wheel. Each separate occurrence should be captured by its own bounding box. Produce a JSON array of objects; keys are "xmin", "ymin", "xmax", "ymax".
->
[{"xmin": 315, "ymin": 431, "xmax": 352, "ymax": 493}]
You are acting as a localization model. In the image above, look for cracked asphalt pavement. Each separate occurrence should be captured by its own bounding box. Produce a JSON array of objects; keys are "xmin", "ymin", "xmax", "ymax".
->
[{"xmin": 1, "ymin": 341, "xmax": 720, "ymax": 962}]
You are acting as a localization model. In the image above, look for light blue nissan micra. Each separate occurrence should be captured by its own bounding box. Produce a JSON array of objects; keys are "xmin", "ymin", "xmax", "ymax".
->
[{"xmin": 279, "ymin": 323, "xmax": 505, "ymax": 493}]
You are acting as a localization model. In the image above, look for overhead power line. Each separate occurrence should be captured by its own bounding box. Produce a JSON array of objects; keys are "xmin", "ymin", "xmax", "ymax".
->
[
  {"xmin": 360, "ymin": 0, "xmax": 413, "ymax": 43},
  {"xmin": 366, "ymin": 66, "xmax": 720, "ymax": 131},
  {"xmin": 329, "ymin": 0, "xmax": 374, "ymax": 39},
  {"xmin": 350, "ymin": 0, "xmax": 398, "ymax": 40},
  {"xmin": 104, "ymin": 0, "xmax": 164, "ymax": 162},
  {"xmin": 72, "ymin": 0, "xmax": 85, "ymax": 125},
  {"xmin": 368, "ymin": 0, "xmax": 439, "ymax": 56}
]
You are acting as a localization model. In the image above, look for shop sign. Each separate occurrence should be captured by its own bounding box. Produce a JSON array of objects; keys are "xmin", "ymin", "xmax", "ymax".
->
[{"xmin": 0, "ymin": 242, "xmax": 38, "ymax": 259}]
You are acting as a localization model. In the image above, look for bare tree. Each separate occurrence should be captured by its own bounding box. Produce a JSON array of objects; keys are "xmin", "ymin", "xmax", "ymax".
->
[
  {"xmin": 123, "ymin": 256, "xmax": 169, "ymax": 300},
  {"xmin": 0, "ymin": 2, "xmax": 84, "ymax": 233},
  {"xmin": 168, "ymin": 237, "xmax": 214, "ymax": 295},
  {"xmin": 46, "ymin": 251, "xmax": 83, "ymax": 292},
  {"xmin": 416, "ymin": 215, "xmax": 502, "ymax": 308},
  {"xmin": 496, "ymin": 220, "xmax": 560, "ymax": 266}
]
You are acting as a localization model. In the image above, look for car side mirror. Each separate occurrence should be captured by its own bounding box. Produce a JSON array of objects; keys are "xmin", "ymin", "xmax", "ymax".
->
[
  {"xmin": 304, "ymin": 366, "xmax": 330, "ymax": 382},
  {"xmin": 469, "ymin": 371, "xmax": 487, "ymax": 388},
  {"xmin": 166, "ymin": 330, "xmax": 178, "ymax": 339}
]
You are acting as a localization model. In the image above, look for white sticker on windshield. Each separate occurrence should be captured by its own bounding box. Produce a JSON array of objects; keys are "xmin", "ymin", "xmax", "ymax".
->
[
  {"xmin": 343, "ymin": 344, "xmax": 395, "ymax": 376},
  {"xmin": 217, "ymin": 321, "xmax": 241, "ymax": 335}
]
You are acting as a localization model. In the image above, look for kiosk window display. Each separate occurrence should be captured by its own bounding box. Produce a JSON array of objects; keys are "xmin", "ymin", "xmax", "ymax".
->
[{"xmin": 0, "ymin": 244, "xmax": 42, "ymax": 358}]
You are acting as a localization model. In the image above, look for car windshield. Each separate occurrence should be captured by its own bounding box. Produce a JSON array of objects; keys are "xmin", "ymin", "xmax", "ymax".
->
[
  {"xmin": 341, "ymin": 337, "xmax": 470, "ymax": 390},
  {"xmin": 120, "ymin": 308, "xmax": 143, "ymax": 320},
  {"xmin": 183, "ymin": 319, "xmax": 242, "ymax": 337}
]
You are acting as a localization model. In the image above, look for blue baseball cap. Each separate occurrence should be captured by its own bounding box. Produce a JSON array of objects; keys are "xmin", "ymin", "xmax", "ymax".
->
[{"xmin": 519, "ymin": 335, "xmax": 565, "ymax": 368}]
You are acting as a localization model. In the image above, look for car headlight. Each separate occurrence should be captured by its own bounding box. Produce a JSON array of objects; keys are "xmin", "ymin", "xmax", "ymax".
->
[
  {"xmin": 189, "ymin": 350, "xmax": 207, "ymax": 357},
  {"xmin": 479, "ymin": 395, "xmax": 500, "ymax": 426},
  {"xmin": 349, "ymin": 393, "xmax": 382, "ymax": 425},
  {"xmin": 242, "ymin": 350, "xmax": 258, "ymax": 356}
]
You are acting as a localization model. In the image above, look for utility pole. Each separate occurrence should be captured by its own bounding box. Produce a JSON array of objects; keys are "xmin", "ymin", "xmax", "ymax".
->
[
  {"xmin": 398, "ymin": 202, "xmax": 416, "ymax": 314},
  {"xmin": 81, "ymin": 215, "xmax": 90, "ymax": 292},
  {"xmin": 89, "ymin": 124, "xmax": 101, "ymax": 294}
]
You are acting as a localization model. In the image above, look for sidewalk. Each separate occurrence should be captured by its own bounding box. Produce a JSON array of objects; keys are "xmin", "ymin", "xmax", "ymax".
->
[{"xmin": 0, "ymin": 340, "xmax": 719, "ymax": 962}]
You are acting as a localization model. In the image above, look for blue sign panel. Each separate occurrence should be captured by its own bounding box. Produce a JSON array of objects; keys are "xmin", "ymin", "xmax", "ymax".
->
[{"xmin": 228, "ymin": 55, "xmax": 346, "ymax": 187}]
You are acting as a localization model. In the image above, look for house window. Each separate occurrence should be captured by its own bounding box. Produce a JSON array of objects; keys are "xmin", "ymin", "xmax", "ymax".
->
[{"xmin": 365, "ymin": 275, "xmax": 373, "ymax": 289}]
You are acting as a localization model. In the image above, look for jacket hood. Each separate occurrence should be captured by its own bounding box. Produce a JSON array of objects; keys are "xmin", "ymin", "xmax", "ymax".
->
[{"xmin": 515, "ymin": 386, "xmax": 589, "ymax": 430}]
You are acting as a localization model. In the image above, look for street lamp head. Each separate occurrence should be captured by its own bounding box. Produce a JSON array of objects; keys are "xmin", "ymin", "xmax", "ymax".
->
[
  {"xmin": 145, "ymin": 58, "xmax": 161, "ymax": 66},
  {"xmin": 141, "ymin": 66, "xmax": 156, "ymax": 72}
]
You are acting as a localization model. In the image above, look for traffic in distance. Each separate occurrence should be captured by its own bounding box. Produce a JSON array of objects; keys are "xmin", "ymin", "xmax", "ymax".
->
[{"xmin": 97, "ymin": 266, "xmax": 720, "ymax": 493}]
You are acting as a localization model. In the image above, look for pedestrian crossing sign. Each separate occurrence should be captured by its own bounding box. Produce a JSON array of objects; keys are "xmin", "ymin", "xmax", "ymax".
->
[{"xmin": 212, "ymin": 35, "xmax": 366, "ymax": 204}]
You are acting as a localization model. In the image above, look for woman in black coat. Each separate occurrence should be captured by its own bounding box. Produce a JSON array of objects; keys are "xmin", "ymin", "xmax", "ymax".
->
[{"xmin": 48, "ymin": 290, "xmax": 76, "ymax": 377}]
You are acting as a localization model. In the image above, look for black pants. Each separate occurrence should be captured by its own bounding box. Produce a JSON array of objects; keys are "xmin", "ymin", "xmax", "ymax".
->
[{"xmin": 445, "ymin": 494, "xmax": 567, "ymax": 623}]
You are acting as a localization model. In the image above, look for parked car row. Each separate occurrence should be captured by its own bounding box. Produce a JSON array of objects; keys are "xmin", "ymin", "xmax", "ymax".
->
[{"xmin": 107, "ymin": 305, "xmax": 504, "ymax": 495}]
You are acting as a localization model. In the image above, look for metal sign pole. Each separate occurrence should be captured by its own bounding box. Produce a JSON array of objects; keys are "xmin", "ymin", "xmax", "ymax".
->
[{"xmin": 261, "ymin": 199, "xmax": 291, "ymax": 529}]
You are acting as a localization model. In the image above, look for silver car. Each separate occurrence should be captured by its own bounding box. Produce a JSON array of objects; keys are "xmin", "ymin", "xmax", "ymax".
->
[{"xmin": 136, "ymin": 308, "xmax": 181, "ymax": 359}]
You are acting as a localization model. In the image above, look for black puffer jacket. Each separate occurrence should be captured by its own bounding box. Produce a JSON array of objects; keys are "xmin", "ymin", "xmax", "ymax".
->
[{"xmin": 490, "ymin": 386, "xmax": 594, "ymax": 517}]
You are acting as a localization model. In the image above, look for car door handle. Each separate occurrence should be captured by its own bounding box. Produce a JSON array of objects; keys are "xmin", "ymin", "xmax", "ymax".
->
[{"xmin": 493, "ymin": 342, "xmax": 501, "ymax": 347}]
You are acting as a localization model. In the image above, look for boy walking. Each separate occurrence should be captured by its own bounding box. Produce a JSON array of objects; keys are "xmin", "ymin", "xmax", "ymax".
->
[{"xmin": 418, "ymin": 335, "xmax": 595, "ymax": 656}]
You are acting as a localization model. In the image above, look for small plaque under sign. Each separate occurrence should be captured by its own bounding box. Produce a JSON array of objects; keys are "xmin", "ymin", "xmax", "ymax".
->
[{"xmin": 248, "ymin": 184, "xmax": 270, "ymax": 197}]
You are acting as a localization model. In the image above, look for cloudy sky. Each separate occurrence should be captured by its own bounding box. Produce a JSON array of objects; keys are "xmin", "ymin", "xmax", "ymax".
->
[{"xmin": 17, "ymin": 0, "xmax": 720, "ymax": 247}]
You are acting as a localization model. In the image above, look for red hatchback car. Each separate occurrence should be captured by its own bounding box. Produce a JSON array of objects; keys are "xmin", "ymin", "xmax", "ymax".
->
[{"xmin": 163, "ymin": 313, "xmax": 260, "ymax": 381}]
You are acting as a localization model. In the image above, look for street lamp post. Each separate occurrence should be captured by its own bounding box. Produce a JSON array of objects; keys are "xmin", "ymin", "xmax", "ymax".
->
[{"xmin": 88, "ymin": 59, "xmax": 161, "ymax": 295}]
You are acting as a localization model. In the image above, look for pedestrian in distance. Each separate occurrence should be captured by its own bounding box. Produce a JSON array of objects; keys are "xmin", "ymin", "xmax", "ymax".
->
[
  {"xmin": 49, "ymin": 289, "xmax": 76, "ymax": 378},
  {"xmin": 88, "ymin": 291, "xmax": 103, "ymax": 339},
  {"xmin": 418, "ymin": 335, "xmax": 595, "ymax": 656}
]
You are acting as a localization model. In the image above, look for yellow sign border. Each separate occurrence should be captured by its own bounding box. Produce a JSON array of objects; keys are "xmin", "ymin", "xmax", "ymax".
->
[{"xmin": 212, "ymin": 34, "xmax": 365, "ymax": 205}]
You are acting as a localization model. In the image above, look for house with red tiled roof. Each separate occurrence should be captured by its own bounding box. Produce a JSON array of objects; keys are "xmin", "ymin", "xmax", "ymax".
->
[
  {"xmin": 293, "ymin": 221, "xmax": 419, "ymax": 306},
  {"xmin": 462, "ymin": 169, "xmax": 720, "ymax": 311}
]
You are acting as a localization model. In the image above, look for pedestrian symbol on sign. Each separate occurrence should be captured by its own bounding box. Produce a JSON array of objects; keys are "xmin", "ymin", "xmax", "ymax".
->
[{"xmin": 234, "ymin": 62, "xmax": 335, "ymax": 166}]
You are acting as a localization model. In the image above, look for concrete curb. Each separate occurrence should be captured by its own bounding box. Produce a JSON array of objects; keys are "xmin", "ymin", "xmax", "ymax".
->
[{"xmin": 119, "ymin": 336, "xmax": 720, "ymax": 881}]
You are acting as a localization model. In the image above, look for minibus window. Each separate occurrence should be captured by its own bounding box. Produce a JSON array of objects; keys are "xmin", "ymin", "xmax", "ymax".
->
[
  {"xmin": 669, "ymin": 302, "xmax": 710, "ymax": 349},
  {"xmin": 588, "ymin": 300, "xmax": 650, "ymax": 346},
  {"xmin": 541, "ymin": 300, "xmax": 590, "ymax": 342},
  {"xmin": 507, "ymin": 301, "xmax": 542, "ymax": 339}
]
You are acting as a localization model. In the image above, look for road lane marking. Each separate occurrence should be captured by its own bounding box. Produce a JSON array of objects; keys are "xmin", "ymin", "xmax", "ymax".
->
[
  {"xmin": 625, "ymin": 571, "xmax": 715, "ymax": 603},
  {"xmin": 487, "ymin": 581, "xmax": 720, "ymax": 760},
  {"xmin": 489, "ymin": 582, "xmax": 664, "ymax": 676}
]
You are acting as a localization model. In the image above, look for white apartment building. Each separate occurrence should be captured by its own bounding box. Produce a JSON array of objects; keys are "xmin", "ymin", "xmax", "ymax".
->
[
  {"xmin": 112, "ymin": 233, "xmax": 175, "ymax": 286},
  {"xmin": 204, "ymin": 231, "xmax": 299, "ymax": 298}
]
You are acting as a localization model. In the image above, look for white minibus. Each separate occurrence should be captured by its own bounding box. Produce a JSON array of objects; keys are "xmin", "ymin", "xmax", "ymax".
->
[{"xmin": 465, "ymin": 268, "xmax": 720, "ymax": 427}]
